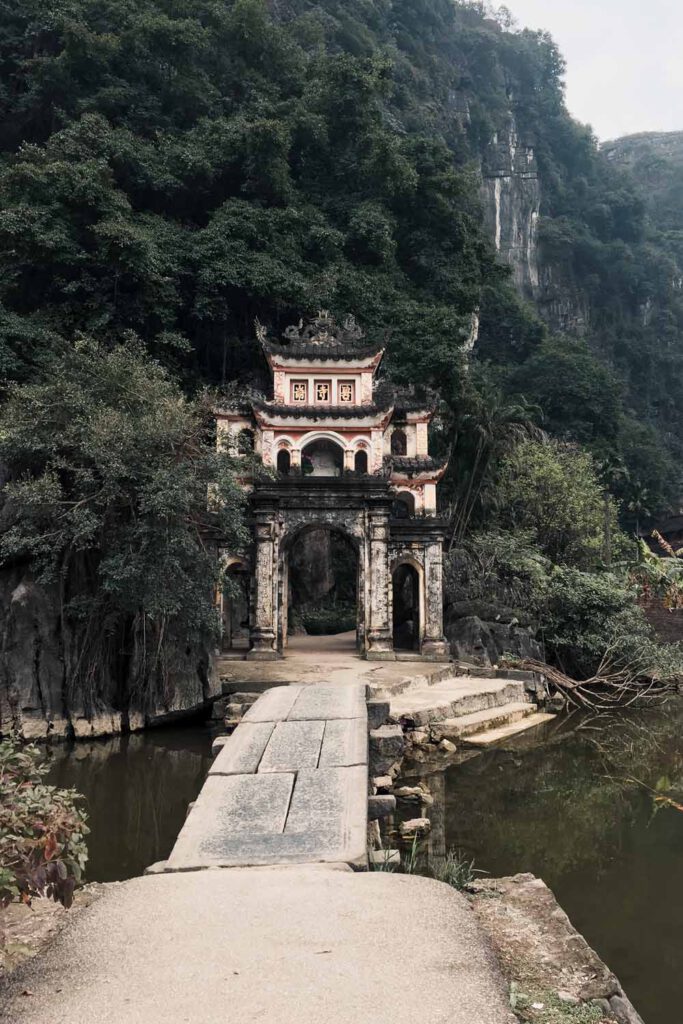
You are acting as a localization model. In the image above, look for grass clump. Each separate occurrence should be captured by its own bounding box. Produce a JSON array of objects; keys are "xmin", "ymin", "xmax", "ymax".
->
[
  {"xmin": 511, "ymin": 986, "xmax": 608, "ymax": 1023},
  {"xmin": 430, "ymin": 849, "xmax": 484, "ymax": 891}
]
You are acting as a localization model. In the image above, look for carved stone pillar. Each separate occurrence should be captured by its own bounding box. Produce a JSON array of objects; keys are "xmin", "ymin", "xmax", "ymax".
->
[
  {"xmin": 366, "ymin": 510, "xmax": 394, "ymax": 660},
  {"xmin": 422, "ymin": 539, "xmax": 450, "ymax": 660},
  {"xmin": 247, "ymin": 514, "xmax": 279, "ymax": 660},
  {"xmin": 356, "ymin": 542, "xmax": 367, "ymax": 654}
]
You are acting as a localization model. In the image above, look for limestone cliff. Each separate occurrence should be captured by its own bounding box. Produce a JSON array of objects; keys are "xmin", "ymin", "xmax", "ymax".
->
[
  {"xmin": 0, "ymin": 567, "xmax": 218, "ymax": 741},
  {"xmin": 477, "ymin": 108, "xmax": 589, "ymax": 337},
  {"xmin": 480, "ymin": 113, "xmax": 540, "ymax": 300},
  {"xmin": 602, "ymin": 130, "xmax": 683, "ymax": 241},
  {"xmin": 603, "ymin": 130, "xmax": 683, "ymax": 174}
]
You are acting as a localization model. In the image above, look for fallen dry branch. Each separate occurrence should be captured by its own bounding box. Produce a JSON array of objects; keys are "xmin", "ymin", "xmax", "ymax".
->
[{"xmin": 515, "ymin": 657, "xmax": 677, "ymax": 711}]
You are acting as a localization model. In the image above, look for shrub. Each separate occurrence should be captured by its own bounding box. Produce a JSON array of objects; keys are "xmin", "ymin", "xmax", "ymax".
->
[
  {"xmin": 495, "ymin": 438, "xmax": 621, "ymax": 569},
  {"xmin": 300, "ymin": 604, "xmax": 357, "ymax": 636},
  {"xmin": 445, "ymin": 529, "xmax": 550, "ymax": 617},
  {"xmin": 544, "ymin": 566, "xmax": 683, "ymax": 680},
  {"xmin": 0, "ymin": 740, "xmax": 88, "ymax": 908}
]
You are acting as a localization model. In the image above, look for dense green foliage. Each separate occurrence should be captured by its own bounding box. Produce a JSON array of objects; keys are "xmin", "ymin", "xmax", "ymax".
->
[
  {"xmin": 0, "ymin": 340, "xmax": 248, "ymax": 710},
  {"xmin": 0, "ymin": 0, "xmax": 679, "ymax": 519},
  {"xmin": 0, "ymin": 0, "xmax": 499, "ymax": 403},
  {"xmin": 495, "ymin": 439, "xmax": 618, "ymax": 569},
  {"xmin": 0, "ymin": 0, "xmax": 681, "ymax": 686},
  {"xmin": 445, "ymin": 438, "xmax": 681, "ymax": 679},
  {"xmin": 0, "ymin": 739, "xmax": 88, "ymax": 908}
]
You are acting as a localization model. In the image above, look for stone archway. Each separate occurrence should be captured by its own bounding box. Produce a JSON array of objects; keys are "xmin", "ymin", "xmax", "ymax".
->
[
  {"xmin": 247, "ymin": 478, "xmax": 396, "ymax": 661},
  {"xmin": 279, "ymin": 524, "xmax": 361, "ymax": 652},
  {"xmin": 220, "ymin": 559, "xmax": 251, "ymax": 652}
]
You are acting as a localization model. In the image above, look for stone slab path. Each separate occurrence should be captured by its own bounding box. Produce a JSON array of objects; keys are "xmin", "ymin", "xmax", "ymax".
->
[
  {"xmin": 165, "ymin": 683, "xmax": 368, "ymax": 870},
  {"xmin": 1, "ymin": 867, "xmax": 516, "ymax": 1024}
]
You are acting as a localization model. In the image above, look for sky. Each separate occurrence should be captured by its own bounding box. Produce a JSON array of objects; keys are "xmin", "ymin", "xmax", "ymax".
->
[{"xmin": 503, "ymin": 0, "xmax": 683, "ymax": 141}]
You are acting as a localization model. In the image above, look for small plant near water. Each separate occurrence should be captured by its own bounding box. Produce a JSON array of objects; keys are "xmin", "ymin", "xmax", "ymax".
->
[
  {"xmin": 0, "ymin": 739, "xmax": 88, "ymax": 910},
  {"xmin": 510, "ymin": 986, "xmax": 607, "ymax": 1024},
  {"xmin": 430, "ymin": 849, "xmax": 485, "ymax": 891},
  {"xmin": 370, "ymin": 840, "xmax": 485, "ymax": 893}
]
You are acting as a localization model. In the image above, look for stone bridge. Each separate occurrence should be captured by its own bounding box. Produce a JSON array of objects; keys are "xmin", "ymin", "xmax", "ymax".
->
[{"xmin": 161, "ymin": 682, "xmax": 371, "ymax": 871}]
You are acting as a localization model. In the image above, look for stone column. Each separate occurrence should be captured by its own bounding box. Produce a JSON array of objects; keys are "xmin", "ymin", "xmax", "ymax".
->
[
  {"xmin": 247, "ymin": 514, "xmax": 280, "ymax": 660},
  {"xmin": 356, "ymin": 543, "xmax": 367, "ymax": 654},
  {"xmin": 422, "ymin": 539, "xmax": 450, "ymax": 660},
  {"xmin": 366, "ymin": 510, "xmax": 394, "ymax": 660},
  {"xmin": 278, "ymin": 550, "xmax": 289, "ymax": 653}
]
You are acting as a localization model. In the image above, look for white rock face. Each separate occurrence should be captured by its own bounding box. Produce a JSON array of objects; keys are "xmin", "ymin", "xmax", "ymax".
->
[{"xmin": 481, "ymin": 114, "xmax": 541, "ymax": 301}]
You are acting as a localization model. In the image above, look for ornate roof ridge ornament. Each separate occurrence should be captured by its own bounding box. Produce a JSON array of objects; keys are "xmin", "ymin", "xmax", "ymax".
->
[
  {"xmin": 255, "ymin": 312, "xmax": 384, "ymax": 357},
  {"xmin": 281, "ymin": 311, "xmax": 364, "ymax": 347}
]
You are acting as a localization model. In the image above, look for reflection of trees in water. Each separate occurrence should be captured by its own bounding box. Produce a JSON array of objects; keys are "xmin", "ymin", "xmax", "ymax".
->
[
  {"xmin": 395, "ymin": 704, "xmax": 683, "ymax": 884},
  {"xmin": 46, "ymin": 728, "xmax": 212, "ymax": 882}
]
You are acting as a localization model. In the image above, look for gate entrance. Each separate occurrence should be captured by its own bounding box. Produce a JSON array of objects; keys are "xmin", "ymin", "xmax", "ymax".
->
[
  {"xmin": 284, "ymin": 526, "xmax": 359, "ymax": 649},
  {"xmin": 215, "ymin": 312, "xmax": 450, "ymax": 662},
  {"xmin": 393, "ymin": 562, "xmax": 422, "ymax": 651}
]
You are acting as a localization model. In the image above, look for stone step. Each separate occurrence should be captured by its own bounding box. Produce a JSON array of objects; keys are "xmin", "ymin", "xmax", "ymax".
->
[
  {"xmin": 431, "ymin": 702, "xmax": 536, "ymax": 741},
  {"xmin": 370, "ymin": 664, "xmax": 456, "ymax": 697},
  {"xmin": 462, "ymin": 711, "xmax": 557, "ymax": 747},
  {"xmin": 390, "ymin": 679, "xmax": 528, "ymax": 726}
]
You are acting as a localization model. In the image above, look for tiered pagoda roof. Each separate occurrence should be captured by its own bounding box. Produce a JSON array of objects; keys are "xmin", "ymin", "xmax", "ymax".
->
[{"xmin": 216, "ymin": 315, "xmax": 441, "ymax": 429}]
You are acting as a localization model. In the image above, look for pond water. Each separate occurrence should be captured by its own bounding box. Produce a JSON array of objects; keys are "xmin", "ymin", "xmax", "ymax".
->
[
  {"xmin": 45, "ymin": 725, "xmax": 213, "ymax": 882},
  {"xmin": 394, "ymin": 704, "xmax": 683, "ymax": 1024},
  {"xmin": 45, "ymin": 708, "xmax": 683, "ymax": 1023}
]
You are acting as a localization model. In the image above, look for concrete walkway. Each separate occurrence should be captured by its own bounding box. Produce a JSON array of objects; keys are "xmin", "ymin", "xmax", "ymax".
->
[{"xmin": 2, "ymin": 867, "xmax": 515, "ymax": 1024}]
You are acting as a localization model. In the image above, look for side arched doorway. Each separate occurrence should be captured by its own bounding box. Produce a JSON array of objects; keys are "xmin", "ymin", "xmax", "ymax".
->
[
  {"xmin": 392, "ymin": 561, "xmax": 422, "ymax": 651},
  {"xmin": 221, "ymin": 560, "xmax": 251, "ymax": 652},
  {"xmin": 279, "ymin": 525, "xmax": 362, "ymax": 654}
]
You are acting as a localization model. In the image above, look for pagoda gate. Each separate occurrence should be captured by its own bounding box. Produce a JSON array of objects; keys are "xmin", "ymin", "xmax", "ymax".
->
[{"xmin": 217, "ymin": 313, "xmax": 450, "ymax": 662}]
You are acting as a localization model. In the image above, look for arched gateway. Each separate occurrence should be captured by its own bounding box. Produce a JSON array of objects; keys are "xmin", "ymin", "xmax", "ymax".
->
[{"xmin": 216, "ymin": 312, "xmax": 450, "ymax": 662}]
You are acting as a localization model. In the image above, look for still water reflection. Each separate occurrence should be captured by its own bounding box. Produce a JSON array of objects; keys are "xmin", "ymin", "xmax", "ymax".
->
[
  {"xmin": 396, "ymin": 705, "xmax": 683, "ymax": 1024},
  {"xmin": 46, "ymin": 726, "xmax": 213, "ymax": 882}
]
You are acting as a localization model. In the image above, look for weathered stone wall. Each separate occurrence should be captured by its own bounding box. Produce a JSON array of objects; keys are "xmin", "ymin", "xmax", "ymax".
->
[{"xmin": 470, "ymin": 874, "xmax": 644, "ymax": 1024}]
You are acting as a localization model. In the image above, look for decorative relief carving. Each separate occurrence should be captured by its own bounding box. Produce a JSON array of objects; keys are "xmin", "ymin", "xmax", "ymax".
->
[
  {"xmin": 261, "ymin": 430, "xmax": 275, "ymax": 466},
  {"xmin": 274, "ymin": 371, "xmax": 286, "ymax": 402}
]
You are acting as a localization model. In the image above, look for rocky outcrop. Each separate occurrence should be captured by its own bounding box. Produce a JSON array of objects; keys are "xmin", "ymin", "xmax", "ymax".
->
[
  {"xmin": 445, "ymin": 602, "xmax": 542, "ymax": 667},
  {"xmin": 0, "ymin": 567, "xmax": 218, "ymax": 741},
  {"xmin": 603, "ymin": 130, "xmax": 683, "ymax": 175},
  {"xmin": 481, "ymin": 113, "xmax": 541, "ymax": 300},
  {"xmin": 478, "ymin": 109, "xmax": 592, "ymax": 337},
  {"xmin": 470, "ymin": 874, "xmax": 644, "ymax": 1024}
]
